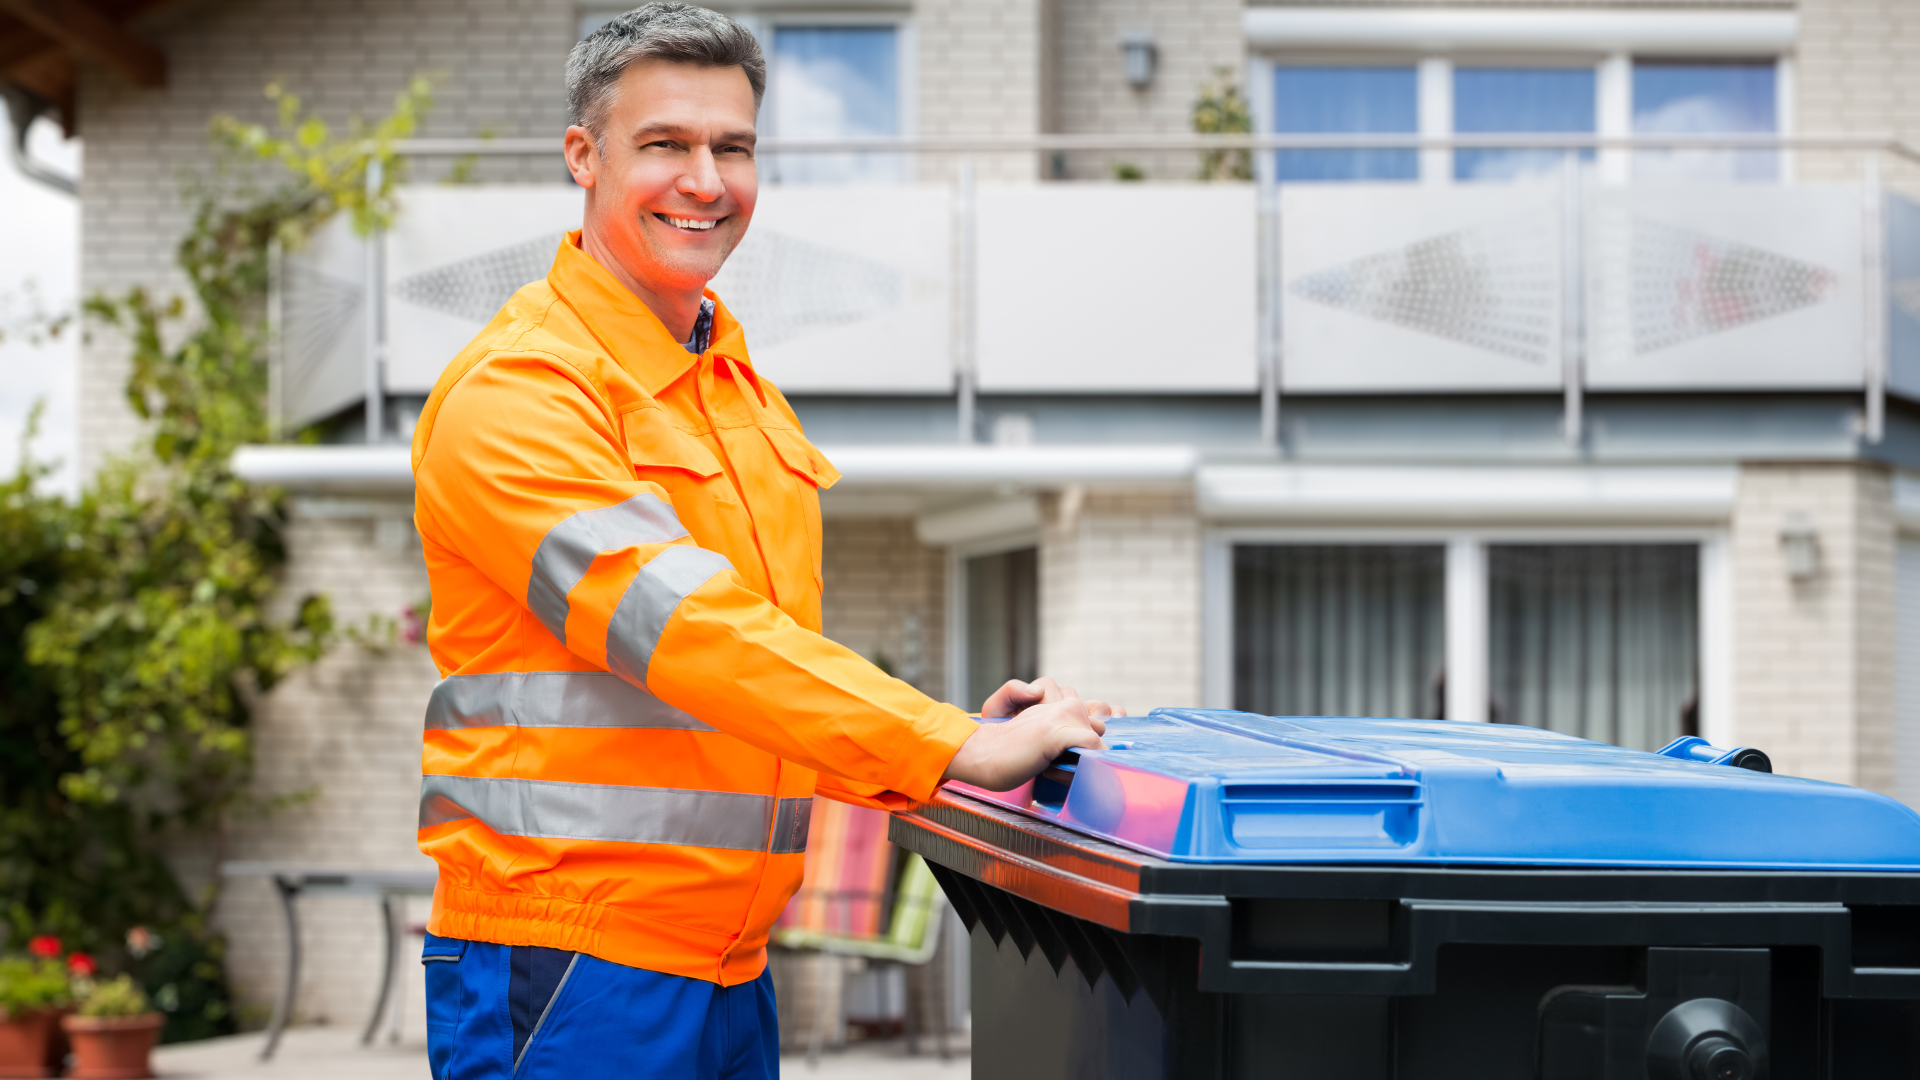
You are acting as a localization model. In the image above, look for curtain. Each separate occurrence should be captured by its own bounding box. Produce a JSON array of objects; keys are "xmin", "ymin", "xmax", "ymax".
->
[
  {"xmin": 966, "ymin": 547, "xmax": 1038, "ymax": 712},
  {"xmin": 1488, "ymin": 544, "xmax": 1698, "ymax": 750},
  {"xmin": 1233, "ymin": 545, "xmax": 1446, "ymax": 719}
]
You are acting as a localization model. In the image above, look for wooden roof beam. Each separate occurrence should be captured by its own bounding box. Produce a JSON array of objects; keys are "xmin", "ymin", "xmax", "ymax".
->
[{"xmin": 0, "ymin": 0, "xmax": 162, "ymax": 88}]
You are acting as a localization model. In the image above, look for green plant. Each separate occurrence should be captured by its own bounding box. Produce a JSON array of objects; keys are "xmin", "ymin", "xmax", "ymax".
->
[
  {"xmin": 1192, "ymin": 66, "xmax": 1253, "ymax": 181},
  {"xmin": 76, "ymin": 975, "xmax": 150, "ymax": 1019},
  {"xmin": 0, "ymin": 957, "xmax": 73, "ymax": 1017},
  {"xmin": 0, "ymin": 77, "xmax": 436, "ymax": 1043},
  {"xmin": 1111, "ymin": 161, "xmax": 1146, "ymax": 182}
]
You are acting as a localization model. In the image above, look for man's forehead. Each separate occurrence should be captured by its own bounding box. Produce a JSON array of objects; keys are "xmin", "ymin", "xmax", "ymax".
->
[{"xmin": 611, "ymin": 59, "xmax": 758, "ymax": 127}]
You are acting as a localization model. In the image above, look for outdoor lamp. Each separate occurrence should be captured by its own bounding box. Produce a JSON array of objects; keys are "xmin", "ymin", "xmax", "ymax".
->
[
  {"xmin": 1121, "ymin": 28, "xmax": 1155, "ymax": 89},
  {"xmin": 1779, "ymin": 513, "xmax": 1820, "ymax": 582}
]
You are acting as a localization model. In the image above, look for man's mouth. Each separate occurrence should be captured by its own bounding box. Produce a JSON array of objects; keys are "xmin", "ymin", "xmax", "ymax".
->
[{"xmin": 655, "ymin": 213, "xmax": 720, "ymax": 232}]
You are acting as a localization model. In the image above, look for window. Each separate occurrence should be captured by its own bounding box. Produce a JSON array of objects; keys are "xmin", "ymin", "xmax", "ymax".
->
[
  {"xmin": 1272, "ymin": 66, "xmax": 1419, "ymax": 182},
  {"xmin": 1633, "ymin": 61, "xmax": 1778, "ymax": 182},
  {"xmin": 1233, "ymin": 545, "xmax": 1446, "ymax": 718},
  {"xmin": 1487, "ymin": 544, "xmax": 1699, "ymax": 750},
  {"xmin": 964, "ymin": 547, "xmax": 1038, "ymax": 712},
  {"xmin": 1453, "ymin": 67, "xmax": 1596, "ymax": 182},
  {"xmin": 767, "ymin": 25, "xmax": 902, "ymax": 184}
]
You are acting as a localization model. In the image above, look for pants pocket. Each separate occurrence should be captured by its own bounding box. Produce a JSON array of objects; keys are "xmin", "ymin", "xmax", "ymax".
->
[{"xmin": 422, "ymin": 934, "xmax": 470, "ymax": 1079}]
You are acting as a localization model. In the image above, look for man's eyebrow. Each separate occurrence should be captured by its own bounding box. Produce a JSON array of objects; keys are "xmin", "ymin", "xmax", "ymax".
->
[{"xmin": 628, "ymin": 123, "xmax": 757, "ymax": 147}]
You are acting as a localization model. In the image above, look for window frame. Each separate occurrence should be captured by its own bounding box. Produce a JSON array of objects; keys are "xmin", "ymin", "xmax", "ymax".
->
[
  {"xmin": 1248, "ymin": 49, "xmax": 1786, "ymax": 186},
  {"xmin": 745, "ymin": 10, "xmax": 917, "ymax": 177},
  {"xmin": 1203, "ymin": 526, "xmax": 1731, "ymax": 746}
]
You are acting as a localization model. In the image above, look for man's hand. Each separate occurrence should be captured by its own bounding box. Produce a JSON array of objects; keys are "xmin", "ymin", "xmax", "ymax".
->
[
  {"xmin": 942, "ymin": 693, "xmax": 1113, "ymax": 792},
  {"xmin": 980, "ymin": 676, "xmax": 1126, "ymax": 723}
]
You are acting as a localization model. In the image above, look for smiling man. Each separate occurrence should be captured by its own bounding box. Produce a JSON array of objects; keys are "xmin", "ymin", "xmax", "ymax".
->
[{"xmin": 408, "ymin": 6, "xmax": 1111, "ymax": 1079}]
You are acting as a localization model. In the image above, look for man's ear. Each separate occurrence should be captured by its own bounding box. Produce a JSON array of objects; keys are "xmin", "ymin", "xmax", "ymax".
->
[{"xmin": 563, "ymin": 125, "xmax": 598, "ymax": 189}]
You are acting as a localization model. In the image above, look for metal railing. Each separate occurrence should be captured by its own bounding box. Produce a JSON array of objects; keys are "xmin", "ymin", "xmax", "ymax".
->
[{"xmin": 344, "ymin": 133, "xmax": 1920, "ymax": 450}]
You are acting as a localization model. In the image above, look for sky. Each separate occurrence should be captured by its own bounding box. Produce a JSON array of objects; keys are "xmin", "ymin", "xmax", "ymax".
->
[{"xmin": 0, "ymin": 114, "xmax": 80, "ymax": 497}]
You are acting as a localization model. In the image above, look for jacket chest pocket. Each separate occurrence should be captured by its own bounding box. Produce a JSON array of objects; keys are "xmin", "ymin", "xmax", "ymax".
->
[
  {"xmin": 757, "ymin": 426, "xmax": 840, "ymax": 589},
  {"xmin": 620, "ymin": 407, "xmax": 737, "ymax": 529}
]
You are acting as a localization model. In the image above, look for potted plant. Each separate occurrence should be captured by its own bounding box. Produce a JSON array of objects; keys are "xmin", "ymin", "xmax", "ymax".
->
[
  {"xmin": 61, "ymin": 976, "xmax": 162, "ymax": 1080},
  {"xmin": 0, "ymin": 938, "xmax": 75, "ymax": 1079}
]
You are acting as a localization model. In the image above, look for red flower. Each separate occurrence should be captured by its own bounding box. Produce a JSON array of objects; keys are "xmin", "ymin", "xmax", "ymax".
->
[
  {"xmin": 65, "ymin": 953, "xmax": 95, "ymax": 977},
  {"xmin": 25, "ymin": 935, "xmax": 60, "ymax": 959}
]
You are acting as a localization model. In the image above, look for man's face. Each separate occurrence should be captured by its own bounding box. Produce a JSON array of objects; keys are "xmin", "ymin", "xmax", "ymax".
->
[{"xmin": 567, "ymin": 59, "xmax": 759, "ymax": 296}]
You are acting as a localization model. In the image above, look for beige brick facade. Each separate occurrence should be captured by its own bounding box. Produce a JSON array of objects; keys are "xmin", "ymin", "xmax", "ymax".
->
[
  {"xmin": 821, "ymin": 517, "xmax": 948, "ymax": 699},
  {"xmin": 915, "ymin": 0, "xmax": 1047, "ymax": 180},
  {"xmin": 1050, "ymin": 0, "xmax": 1243, "ymax": 180},
  {"xmin": 1729, "ymin": 463, "xmax": 1897, "ymax": 792},
  {"xmin": 1038, "ymin": 487, "xmax": 1203, "ymax": 715},
  {"xmin": 214, "ymin": 498, "xmax": 438, "ymax": 1029},
  {"xmin": 80, "ymin": 0, "xmax": 576, "ymax": 476}
]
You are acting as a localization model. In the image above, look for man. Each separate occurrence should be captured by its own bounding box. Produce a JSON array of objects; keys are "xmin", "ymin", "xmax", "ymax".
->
[{"xmin": 409, "ymin": 6, "xmax": 1112, "ymax": 1078}]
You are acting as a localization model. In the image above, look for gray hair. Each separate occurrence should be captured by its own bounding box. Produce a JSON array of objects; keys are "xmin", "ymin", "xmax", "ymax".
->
[{"xmin": 567, "ymin": 4, "xmax": 767, "ymax": 144}]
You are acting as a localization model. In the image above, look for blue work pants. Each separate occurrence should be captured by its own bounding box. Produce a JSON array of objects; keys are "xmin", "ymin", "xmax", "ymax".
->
[{"xmin": 422, "ymin": 934, "xmax": 778, "ymax": 1079}]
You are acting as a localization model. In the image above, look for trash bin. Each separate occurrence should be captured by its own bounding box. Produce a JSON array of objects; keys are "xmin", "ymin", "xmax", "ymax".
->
[{"xmin": 888, "ymin": 710, "xmax": 1920, "ymax": 1079}]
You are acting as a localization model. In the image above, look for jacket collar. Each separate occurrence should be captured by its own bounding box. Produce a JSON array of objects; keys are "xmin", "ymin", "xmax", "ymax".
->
[{"xmin": 547, "ymin": 231, "xmax": 758, "ymax": 398}]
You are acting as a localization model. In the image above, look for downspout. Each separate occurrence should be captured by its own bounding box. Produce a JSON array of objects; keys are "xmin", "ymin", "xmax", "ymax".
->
[{"xmin": 1, "ymin": 85, "xmax": 77, "ymax": 196}]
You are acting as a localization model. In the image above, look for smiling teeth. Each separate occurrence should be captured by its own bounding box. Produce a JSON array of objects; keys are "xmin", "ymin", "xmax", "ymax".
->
[{"xmin": 667, "ymin": 216, "xmax": 717, "ymax": 230}]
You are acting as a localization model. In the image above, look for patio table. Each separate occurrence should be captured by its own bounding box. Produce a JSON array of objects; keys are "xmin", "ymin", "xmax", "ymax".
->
[{"xmin": 220, "ymin": 863, "xmax": 437, "ymax": 1061}]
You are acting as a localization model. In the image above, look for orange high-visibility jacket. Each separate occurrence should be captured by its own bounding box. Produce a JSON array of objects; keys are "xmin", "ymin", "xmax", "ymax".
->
[{"xmin": 410, "ymin": 232, "xmax": 978, "ymax": 985}]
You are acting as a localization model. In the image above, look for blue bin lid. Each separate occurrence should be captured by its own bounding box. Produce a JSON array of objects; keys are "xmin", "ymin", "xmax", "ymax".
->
[{"xmin": 948, "ymin": 710, "xmax": 1920, "ymax": 869}]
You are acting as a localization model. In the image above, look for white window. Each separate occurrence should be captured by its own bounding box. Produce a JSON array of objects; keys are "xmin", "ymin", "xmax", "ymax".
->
[
  {"xmin": 1632, "ymin": 60, "xmax": 1780, "ymax": 182},
  {"xmin": 1486, "ymin": 544, "xmax": 1699, "ymax": 749},
  {"xmin": 1255, "ymin": 51, "xmax": 1782, "ymax": 186},
  {"xmin": 762, "ymin": 21, "xmax": 911, "ymax": 184},
  {"xmin": 1233, "ymin": 544, "xmax": 1445, "ymax": 718},
  {"xmin": 1213, "ymin": 532, "xmax": 1725, "ymax": 752}
]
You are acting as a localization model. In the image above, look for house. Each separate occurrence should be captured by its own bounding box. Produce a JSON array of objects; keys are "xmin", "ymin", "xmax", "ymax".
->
[{"xmin": 4, "ymin": 0, "xmax": 1917, "ymax": 1037}]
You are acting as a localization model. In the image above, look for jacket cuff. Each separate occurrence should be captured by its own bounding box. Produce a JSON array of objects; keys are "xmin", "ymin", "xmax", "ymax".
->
[{"xmin": 893, "ymin": 702, "xmax": 979, "ymax": 803}]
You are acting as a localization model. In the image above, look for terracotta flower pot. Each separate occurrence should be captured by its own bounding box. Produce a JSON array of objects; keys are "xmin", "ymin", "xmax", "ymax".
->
[
  {"xmin": 59, "ymin": 1013, "xmax": 163, "ymax": 1080},
  {"xmin": 0, "ymin": 1009, "xmax": 65, "ymax": 1079}
]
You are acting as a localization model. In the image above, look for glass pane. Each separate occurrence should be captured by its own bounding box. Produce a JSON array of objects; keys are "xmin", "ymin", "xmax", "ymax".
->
[
  {"xmin": 1454, "ymin": 67, "xmax": 1596, "ymax": 182},
  {"xmin": 1488, "ymin": 545, "xmax": 1699, "ymax": 750},
  {"xmin": 1633, "ymin": 61, "xmax": 1779, "ymax": 182},
  {"xmin": 966, "ymin": 547, "xmax": 1038, "ymax": 712},
  {"xmin": 770, "ymin": 26, "xmax": 901, "ymax": 183},
  {"xmin": 1233, "ymin": 545, "xmax": 1445, "ymax": 718},
  {"xmin": 1273, "ymin": 66, "xmax": 1418, "ymax": 183}
]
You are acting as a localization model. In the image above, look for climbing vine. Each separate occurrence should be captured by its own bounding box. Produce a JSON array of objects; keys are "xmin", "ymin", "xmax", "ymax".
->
[
  {"xmin": 1193, "ymin": 66, "xmax": 1254, "ymax": 182},
  {"xmin": 0, "ymin": 78, "xmax": 433, "ymax": 1040}
]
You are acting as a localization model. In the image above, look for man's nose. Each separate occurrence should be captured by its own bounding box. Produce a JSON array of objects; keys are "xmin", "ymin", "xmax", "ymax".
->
[{"xmin": 678, "ymin": 146, "xmax": 726, "ymax": 203}]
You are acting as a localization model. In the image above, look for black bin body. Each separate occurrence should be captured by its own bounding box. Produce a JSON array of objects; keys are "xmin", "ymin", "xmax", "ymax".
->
[{"xmin": 890, "ymin": 711, "xmax": 1920, "ymax": 1078}]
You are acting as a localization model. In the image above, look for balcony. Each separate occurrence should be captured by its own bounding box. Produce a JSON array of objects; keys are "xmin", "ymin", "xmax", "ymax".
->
[{"xmin": 270, "ymin": 134, "xmax": 1920, "ymax": 452}]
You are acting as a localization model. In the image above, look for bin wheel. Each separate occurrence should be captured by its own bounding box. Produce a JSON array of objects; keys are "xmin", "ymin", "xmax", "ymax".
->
[{"xmin": 1645, "ymin": 998, "xmax": 1767, "ymax": 1080}]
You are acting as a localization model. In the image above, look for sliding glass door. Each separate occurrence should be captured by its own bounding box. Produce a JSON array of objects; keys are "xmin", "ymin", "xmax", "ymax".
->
[
  {"xmin": 1487, "ymin": 544, "xmax": 1699, "ymax": 750},
  {"xmin": 1233, "ymin": 545, "xmax": 1446, "ymax": 719}
]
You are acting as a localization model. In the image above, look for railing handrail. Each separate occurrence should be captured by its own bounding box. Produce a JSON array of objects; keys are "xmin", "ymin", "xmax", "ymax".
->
[{"xmin": 390, "ymin": 131, "xmax": 1920, "ymax": 163}]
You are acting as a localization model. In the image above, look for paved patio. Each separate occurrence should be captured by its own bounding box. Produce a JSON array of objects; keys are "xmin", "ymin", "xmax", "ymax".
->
[{"xmin": 150, "ymin": 1027, "xmax": 970, "ymax": 1079}]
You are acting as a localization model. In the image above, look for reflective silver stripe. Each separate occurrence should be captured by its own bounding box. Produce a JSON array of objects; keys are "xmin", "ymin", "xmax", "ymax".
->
[
  {"xmin": 418, "ymin": 774, "xmax": 807, "ymax": 852},
  {"xmin": 771, "ymin": 796, "xmax": 813, "ymax": 855},
  {"xmin": 425, "ymin": 671, "xmax": 715, "ymax": 732},
  {"xmin": 526, "ymin": 494, "xmax": 688, "ymax": 645},
  {"xmin": 419, "ymin": 791, "xmax": 475, "ymax": 829},
  {"xmin": 605, "ymin": 545, "xmax": 734, "ymax": 685}
]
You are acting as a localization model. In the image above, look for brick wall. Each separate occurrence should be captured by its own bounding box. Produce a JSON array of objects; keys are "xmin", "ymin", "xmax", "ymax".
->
[
  {"xmin": 1793, "ymin": 0, "xmax": 1920, "ymax": 190},
  {"xmin": 1730, "ymin": 462, "xmax": 1897, "ymax": 792},
  {"xmin": 79, "ymin": 0, "xmax": 576, "ymax": 475},
  {"xmin": 1050, "ymin": 0, "xmax": 1243, "ymax": 180},
  {"xmin": 214, "ymin": 497, "xmax": 438, "ymax": 1030},
  {"xmin": 915, "ymin": 0, "xmax": 1046, "ymax": 181},
  {"xmin": 1038, "ymin": 487, "xmax": 1202, "ymax": 714},
  {"xmin": 821, "ymin": 517, "xmax": 948, "ymax": 700}
]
